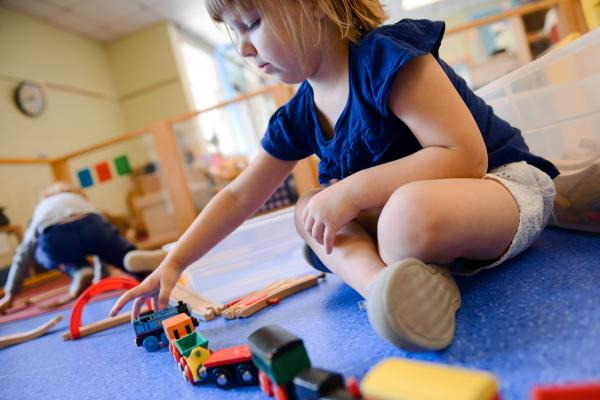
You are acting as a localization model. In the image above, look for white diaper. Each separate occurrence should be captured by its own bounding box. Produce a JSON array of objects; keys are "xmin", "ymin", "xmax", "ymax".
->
[{"xmin": 453, "ymin": 161, "xmax": 557, "ymax": 275}]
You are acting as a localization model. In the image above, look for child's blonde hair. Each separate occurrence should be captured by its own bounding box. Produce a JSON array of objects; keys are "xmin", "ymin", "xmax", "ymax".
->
[
  {"xmin": 42, "ymin": 181, "xmax": 87, "ymax": 199},
  {"xmin": 206, "ymin": 0, "xmax": 387, "ymax": 65}
]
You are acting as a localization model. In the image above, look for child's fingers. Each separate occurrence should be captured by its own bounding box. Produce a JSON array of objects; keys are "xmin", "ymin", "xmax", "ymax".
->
[
  {"xmin": 324, "ymin": 226, "xmax": 334, "ymax": 254},
  {"xmin": 301, "ymin": 205, "xmax": 309, "ymax": 222},
  {"xmin": 158, "ymin": 281, "xmax": 174, "ymax": 309},
  {"xmin": 312, "ymin": 222, "xmax": 325, "ymax": 245},
  {"xmin": 305, "ymin": 216, "xmax": 315, "ymax": 236},
  {"xmin": 150, "ymin": 294, "xmax": 159, "ymax": 311},
  {"xmin": 110, "ymin": 284, "xmax": 147, "ymax": 317},
  {"xmin": 131, "ymin": 297, "xmax": 146, "ymax": 321}
]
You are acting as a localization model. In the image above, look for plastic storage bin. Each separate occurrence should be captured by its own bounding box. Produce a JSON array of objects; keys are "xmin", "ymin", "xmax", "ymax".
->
[
  {"xmin": 476, "ymin": 28, "xmax": 600, "ymax": 233},
  {"xmin": 170, "ymin": 208, "xmax": 315, "ymax": 304}
]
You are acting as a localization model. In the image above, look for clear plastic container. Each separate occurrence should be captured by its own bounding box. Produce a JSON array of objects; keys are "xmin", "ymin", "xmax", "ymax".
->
[
  {"xmin": 169, "ymin": 208, "xmax": 315, "ymax": 304},
  {"xmin": 476, "ymin": 28, "xmax": 600, "ymax": 233}
]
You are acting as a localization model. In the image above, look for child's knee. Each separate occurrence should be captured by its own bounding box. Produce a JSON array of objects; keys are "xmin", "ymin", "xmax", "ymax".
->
[{"xmin": 377, "ymin": 184, "xmax": 446, "ymax": 264}]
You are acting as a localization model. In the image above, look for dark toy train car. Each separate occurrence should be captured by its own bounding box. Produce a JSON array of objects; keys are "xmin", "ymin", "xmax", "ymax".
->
[{"xmin": 248, "ymin": 325, "xmax": 360, "ymax": 400}]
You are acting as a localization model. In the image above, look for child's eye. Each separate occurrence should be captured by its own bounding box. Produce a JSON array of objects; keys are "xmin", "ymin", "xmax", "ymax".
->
[{"xmin": 247, "ymin": 18, "xmax": 261, "ymax": 31}]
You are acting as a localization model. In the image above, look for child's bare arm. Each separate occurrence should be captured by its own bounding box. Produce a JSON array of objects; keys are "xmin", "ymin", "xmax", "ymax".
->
[
  {"xmin": 349, "ymin": 54, "xmax": 488, "ymax": 209},
  {"xmin": 110, "ymin": 149, "xmax": 297, "ymax": 317},
  {"xmin": 301, "ymin": 54, "xmax": 489, "ymax": 250}
]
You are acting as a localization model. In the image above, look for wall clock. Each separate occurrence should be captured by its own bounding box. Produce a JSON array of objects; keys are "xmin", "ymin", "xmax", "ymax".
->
[{"xmin": 14, "ymin": 81, "xmax": 46, "ymax": 117}]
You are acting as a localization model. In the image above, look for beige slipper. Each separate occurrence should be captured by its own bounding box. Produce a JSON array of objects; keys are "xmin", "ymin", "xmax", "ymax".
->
[
  {"xmin": 124, "ymin": 249, "xmax": 168, "ymax": 273},
  {"xmin": 367, "ymin": 258, "xmax": 461, "ymax": 351}
]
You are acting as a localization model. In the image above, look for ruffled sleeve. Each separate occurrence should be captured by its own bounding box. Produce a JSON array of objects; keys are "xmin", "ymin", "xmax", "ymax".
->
[
  {"xmin": 360, "ymin": 19, "xmax": 446, "ymax": 116},
  {"xmin": 260, "ymin": 94, "xmax": 314, "ymax": 161}
]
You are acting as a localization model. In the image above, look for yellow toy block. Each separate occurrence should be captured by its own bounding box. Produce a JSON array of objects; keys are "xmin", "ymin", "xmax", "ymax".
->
[
  {"xmin": 360, "ymin": 358, "xmax": 498, "ymax": 400},
  {"xmin": 186, "ymin": 346, "xmax": 212, "ymax": 383}
]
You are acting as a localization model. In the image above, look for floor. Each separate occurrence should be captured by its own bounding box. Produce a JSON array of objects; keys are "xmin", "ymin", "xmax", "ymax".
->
[{"xmin": 0, "ymin": 226, "xmax": 599, "ymax": 400}]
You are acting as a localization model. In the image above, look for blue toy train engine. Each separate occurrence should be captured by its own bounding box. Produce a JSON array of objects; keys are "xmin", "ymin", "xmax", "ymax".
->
[{"xmin": 133, "ymin": 301, "xmax": 198, "ymax": 351}]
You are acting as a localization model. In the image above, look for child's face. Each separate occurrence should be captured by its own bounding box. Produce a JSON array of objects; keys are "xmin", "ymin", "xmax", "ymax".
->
[{"xmin": 222, "ymin": 4, "xmax": 320, "ymax": 84}]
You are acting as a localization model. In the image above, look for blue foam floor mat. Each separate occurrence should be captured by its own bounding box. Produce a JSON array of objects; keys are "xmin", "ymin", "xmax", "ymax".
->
[{"xmin": 1, "ymin": 226, "xmax": 599, "ymax": 400}]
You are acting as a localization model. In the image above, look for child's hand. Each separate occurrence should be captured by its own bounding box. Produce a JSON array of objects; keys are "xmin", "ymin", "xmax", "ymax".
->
[
  {"xmin": 301, "ymin": 184, "xmax": 360, "ymax": 254},
  {"xmin": 0, "ymin": 294, "xmax": 14, "ymax": 315},
  {"xmin": 109, "ymin": 261, "xmax": 181, "ymax": 320}
]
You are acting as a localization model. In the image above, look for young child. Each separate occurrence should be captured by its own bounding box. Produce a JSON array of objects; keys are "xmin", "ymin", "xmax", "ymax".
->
[
  {"xmin": 0, "ymin": 181, "xmax": 167, "ymax": 314},
  {"xmin": 111, "ymin": 0, "xmax": 558, "ymax": 351}
]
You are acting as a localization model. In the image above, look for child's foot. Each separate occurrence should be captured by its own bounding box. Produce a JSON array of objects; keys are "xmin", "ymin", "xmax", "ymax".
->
[
  {"xmin": 366, "ymin": 258, "xmax": 461, "ymax": 351},
  {"xmin": 302, "ymin": 244, "xmax": 332, "ymax": 273},
  {"xmin": 91, "ymin": 256, "xmax": 109, "ymax": 284},
  {"xmin": 124, "ymin": 249, "xmax": 168, "ymax": 273},
  {"xmin": 68, "ymin": 266, "xmax": 94, "ymax": 298}
]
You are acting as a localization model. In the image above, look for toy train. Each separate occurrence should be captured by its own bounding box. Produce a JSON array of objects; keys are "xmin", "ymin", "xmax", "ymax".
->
[
  {"xmin": 248, "ymin": 325, "xmax": 499, "ymax": 400},
  {"xmin": 132, "ymin": 300, "xmax": 197, "ymax": 351},
  {"xmin": 161, "ymin": 310, "xmax": 258, "ymax": 389},
  {"xmin": 133, "ymin": 305, "xmax": 498, "ymax": 399},
  {"xmin": 248, "ymin": 325, "xmax": 361, "ymax": 399}
]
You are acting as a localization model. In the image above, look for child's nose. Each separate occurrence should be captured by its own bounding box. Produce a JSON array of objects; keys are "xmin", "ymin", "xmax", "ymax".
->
[{"xmin": 239, "ymin": 39, "xmax": 257, "ymax": 58}]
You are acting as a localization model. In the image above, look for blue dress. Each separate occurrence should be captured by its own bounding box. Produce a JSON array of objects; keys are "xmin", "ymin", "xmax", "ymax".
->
[{"xmin": 261, "ymin": 19, "xmax": 559, "ymax": 185}]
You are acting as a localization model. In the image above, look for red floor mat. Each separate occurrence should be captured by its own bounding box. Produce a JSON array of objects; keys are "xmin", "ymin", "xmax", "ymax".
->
[{"xmin": 0, "ymin": 270, "xmax": 133, "ymax": 325}]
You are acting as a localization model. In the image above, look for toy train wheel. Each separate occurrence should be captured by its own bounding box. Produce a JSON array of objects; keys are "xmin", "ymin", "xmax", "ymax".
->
[
  {"xmin": 160, "ymin": 332, "xmax": 169, "ymax": 346},
  {"xmin": 235, "ymin": 363, "xmax": 258, "ymax": 386},
  {"xmin": 198, "ymin": 366, "xmax": 209, "ymax": 384},
  {"xmin": 210, "ymin": 367, "xmax": 234, "ymax": 390},
  {"xmin": 178, "ymin": 357, "xmax": 186, "ymax": 371},
  {"xmin": 142, "ymin": 335, "xmax": 160, "ymax": 352},
  {"xmin": 273, "ymin": 384, "xmax": 289, "ymax": 400},
  {"xmin": 184, "ymin": 365, "xmax": 195, "ymax": 385},
  {"xmin": 258, "ymin": 370, "xmax": 273, "ymax": 396}
]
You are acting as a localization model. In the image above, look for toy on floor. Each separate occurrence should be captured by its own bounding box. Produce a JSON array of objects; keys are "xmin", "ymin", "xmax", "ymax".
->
[
  {"xmin": 133, "ymin": 300, "xmax": 195, "ymax": 351},
  {"xmin": 221, "ymin": 273, "xmax": 325, "ymax": 319},
  {"xmin": 247, "ymin": 325, "xmax": 499, "ymax": 400},
  {"xmin": 531, "ymin": 382, "xmax": 600, "ymax": 400},
  {"xmin": 71, "ymin": 276, "xmax": 150, "ymax": 340},
  {"xmin": 170, "ymin": 283, "xmax": 225, "ymax": 321},
  {"xmin": 195, "ymin": 344, "xmax": 258, "ymax": 389},
  {"xmin": 247, "ymin": 325, "xmax": 360, "ymax": 400},
  {"xmin": 161, "ymin": 312, "xmax": 258, "ymax": 388},
  {"xmin": 361, "ymin": 358, "xmax": 499, "ymax": 400},
  {"xmin": 64, "ymin": 311, "xmax": 132, "ymax": 341},
  {"xmin": 168, "ymin": 272, "xmax": 325, "ymax": 322},
  {"xmin": 0, "ymin": 315, "xmax": 63, "ymax": 349}
]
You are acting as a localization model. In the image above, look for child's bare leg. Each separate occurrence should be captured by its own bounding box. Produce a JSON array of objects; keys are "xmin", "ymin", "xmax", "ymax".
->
[
  {"xmin": 294, "ymin": 190, "xmax": 385, "ymax": 298},
  {"xmin": 377, "ymin": 178, "xmax": 519, "ymax": 266},
  {"xmin": 366, "ymin": 177, "xmax": 520, "ymax": 350}
]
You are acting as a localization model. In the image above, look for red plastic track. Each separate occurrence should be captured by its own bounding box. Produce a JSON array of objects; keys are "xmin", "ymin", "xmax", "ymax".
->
[{"xmin": 69, "ymin": 276, "xmax": 151, "ymax": 340}]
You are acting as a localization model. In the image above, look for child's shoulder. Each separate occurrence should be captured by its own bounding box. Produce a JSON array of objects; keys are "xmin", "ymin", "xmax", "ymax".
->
[
  {"xmin": 355, "ymin": 18, "xmax": 445, "ymax": 58},
  {"xmin": 276, "ymin": 81, "xmax": 312, "ymax": 115}
]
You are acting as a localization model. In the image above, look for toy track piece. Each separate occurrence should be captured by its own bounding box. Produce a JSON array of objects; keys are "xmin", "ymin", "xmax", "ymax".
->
[
  {"xmin": 69, "ymin": 277, "xmax": 151, "ymax": 340},
  {"xmin": 0, "ymin": 315, "xmax": 64, "ymax": 349}
]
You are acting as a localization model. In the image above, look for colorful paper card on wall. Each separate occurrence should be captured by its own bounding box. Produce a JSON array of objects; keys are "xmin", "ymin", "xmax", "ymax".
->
[
  {"xmin": 114, "ymin": 155, "xmax": 131, "ymax": 176},
  {"xmin": 77, "ymin": 168, "xmax": 93, "ymax": 188},
  {"xmin": 95, "ymin": 161, "xmax": 112, "ymax": 182}
]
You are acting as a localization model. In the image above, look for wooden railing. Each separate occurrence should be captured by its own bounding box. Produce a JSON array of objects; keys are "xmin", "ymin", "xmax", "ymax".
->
[
  {"xmin": 445, "ymin": 0, "xmax": 587, "ymax": 36},
  {"xmin": 0, "ymin": 84, "xmax": 318, "ymax": 246}
]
